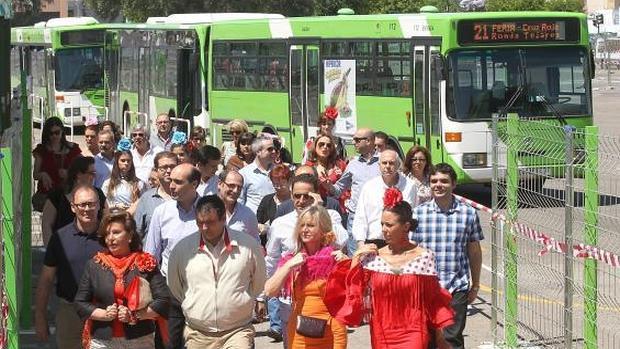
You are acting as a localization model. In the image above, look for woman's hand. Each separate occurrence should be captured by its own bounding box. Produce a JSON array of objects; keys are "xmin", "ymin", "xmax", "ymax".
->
[
  {"xmin": 104, "ymin": 304, "xmax": 118, "ymax": 321},
  {"xmin": 117, "ymin": 305, "xmax": 131, "ymax": 323},
  {"xmin": 353, "ymin": 243, "xmax": 378, "ymax": 260},
  {"xmin": 331, "ymin": 250, "xmax": 349, "ymax": 262},
  {"xmin": 308, "ymin": 192, "xmax": 324, "ymax": 207},
  {"xmin": 284, "ymin": 253, "xmax": 306, "ymax": 270},
  {"xmin": 38, "ymin": 172, "xmax": 53, "ymax": 191}
]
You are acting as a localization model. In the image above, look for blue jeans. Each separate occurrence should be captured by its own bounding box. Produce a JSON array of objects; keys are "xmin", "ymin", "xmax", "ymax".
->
[
  {"xmin": 267, "ymin": 297, "xmax": 282, "ymax": 333},
  {"xmin": 280, "ymin": 301, "xmax": 292, "ymax": 349},
  {"xmin": 346, "ymin": 212, "xmax": 358, "ymax": 257}
]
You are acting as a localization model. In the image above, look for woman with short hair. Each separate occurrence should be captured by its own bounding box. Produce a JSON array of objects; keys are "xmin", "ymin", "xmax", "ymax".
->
[{"xmin": 403, "ymin": 146, "xmax": 433, "ymax": 206}]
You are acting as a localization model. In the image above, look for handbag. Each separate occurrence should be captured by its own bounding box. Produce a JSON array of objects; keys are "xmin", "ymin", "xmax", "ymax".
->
[
  {"xmin": 296, "ymin": 314, "xmax": 327, "ymax": 338},
  {"xmin": 124, "ymin": 276, "xmax": 153, "ymax": 311}
]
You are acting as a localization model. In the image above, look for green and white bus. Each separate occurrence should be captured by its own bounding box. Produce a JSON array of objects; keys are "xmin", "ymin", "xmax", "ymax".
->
[
  {"xmin": 10, "ymin": 17, "xmax": 122, "ymax": 133},
  {"xmin": 197, "ymin": 8, "xmax": 592, "ymax": 183}
]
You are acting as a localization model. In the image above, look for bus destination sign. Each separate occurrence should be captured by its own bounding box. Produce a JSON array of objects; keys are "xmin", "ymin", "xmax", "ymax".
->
[{"xmin": 458, "ymin": 19, "xmax": 580, "ymax": 45}]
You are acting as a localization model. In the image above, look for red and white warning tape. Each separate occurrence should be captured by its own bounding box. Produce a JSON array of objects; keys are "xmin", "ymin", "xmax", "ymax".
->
[{"xmin": 453, "ymin": 194, "xmax": 620, "ymax": 268}]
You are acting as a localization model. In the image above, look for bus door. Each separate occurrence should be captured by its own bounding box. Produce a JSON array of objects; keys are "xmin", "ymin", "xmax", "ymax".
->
[
  {"xmin": 288, "ymin": 42, "xmax": 320, "ymax": 158},
  {"xmin": 412, "ymin": 42, "xmax": 443, "ymax": 162}
]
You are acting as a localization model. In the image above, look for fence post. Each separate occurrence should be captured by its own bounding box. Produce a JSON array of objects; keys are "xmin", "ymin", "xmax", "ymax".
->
[
  {"xmin": 583, "ymin": 126, "xmax": 599, "ymax": 349},
  {"xmin": 1, "ymin": 148, "xmax": 19, "ymax": 349},
  {"xmin": 563, "ymin": 126, "xmax": 575, "ymax": 349},
  {"xmin": 505, "ymin": 113, "xmax": 519, "ymax": 347},
  {"xmin": 491, "ymin": 114, "xmax": 499, "ymax": 345}
]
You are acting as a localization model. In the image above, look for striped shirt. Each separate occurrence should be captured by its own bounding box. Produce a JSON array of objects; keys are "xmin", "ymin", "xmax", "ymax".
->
[{"xmin": 410, "ymin": 197, "xmax": 484, "ymax": 293}]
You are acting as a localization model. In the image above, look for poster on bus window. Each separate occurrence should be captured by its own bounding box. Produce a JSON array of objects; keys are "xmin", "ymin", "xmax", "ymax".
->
[{"xmin": 324, "ymin": 59, "xmax": 356, "ymax": 136}]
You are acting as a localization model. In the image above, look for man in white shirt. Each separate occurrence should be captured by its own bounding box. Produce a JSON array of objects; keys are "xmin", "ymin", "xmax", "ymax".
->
[
  {"xmin": 239, "ymin": 136, "xmax": 277, "ymax": 213},
  {"xmin": 217, "ymin": 170, "xmax": 260, "ymax": 241},
  {"xmin": 194, "ymin": 145, "xmax": 221, "ymax": 196},
  {"xmin": 94, "ymin": 130, "xmax": 115, "ymax": 188},
  {"xmin": 352, "ymin": 149, "xmax": 417, "ymax": 248},
  {"xmin": 265, "ymin": 173, "xmax": 348, "ymax": 347},
  {"xmin": 130, "ymin": 124, "xmax": 163, "ymax": 184}
]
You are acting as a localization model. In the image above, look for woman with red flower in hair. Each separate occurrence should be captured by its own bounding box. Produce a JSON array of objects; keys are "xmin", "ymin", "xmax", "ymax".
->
[
  {"xmin": 302, "ymin": 107, "xmax": 347, "ymax": 163},
  {"xmin": 324, "ymin": 188, "xmax": 454, "ymax": 349},
  {"xmin": 264, "ymin": 205, "xmax": 349, "ymax": 348},
  {"xmin": 75, "ymin": 208, "xmax": 169, "ymax": 349}
]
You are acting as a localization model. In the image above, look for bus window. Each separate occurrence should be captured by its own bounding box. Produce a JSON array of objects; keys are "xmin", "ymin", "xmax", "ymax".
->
[
  {"xmin": 55, "ymin": 47, "xmax": 103, "ymax": 91},
  {"xmin": 430, "ymin": 49, "xmax": 441, "ymax": 137}
]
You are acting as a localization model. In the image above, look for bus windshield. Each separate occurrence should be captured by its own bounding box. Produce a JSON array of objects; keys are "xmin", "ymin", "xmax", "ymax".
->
[
  {"xmin": 55, "ymin": 47, "xmax": 103, "ymax": 91},
  {"xmin": 448, "ymin": 47, "xmax": 591, "ymax": 120}
]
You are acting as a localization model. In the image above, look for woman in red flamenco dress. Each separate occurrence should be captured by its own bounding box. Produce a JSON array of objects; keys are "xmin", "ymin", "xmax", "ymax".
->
[{"xmin": 325, "ymin": 188, "xmax": 454, "ymax": 349}]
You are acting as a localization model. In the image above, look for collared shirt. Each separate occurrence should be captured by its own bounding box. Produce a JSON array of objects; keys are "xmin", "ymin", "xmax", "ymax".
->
[
  {"xmin": 167, "ymin": 229, "xmax": 266, "ymax": 333},
  {"xmin": 352, "ymin": 174, "xmax": 418, "ymax": 242},
  {"xmin": 265, "ymin": 209, "xmax": 349, "ymax": 277},
  {"xmin": 227, "ymin": 202, "xmax": 260, "ymax": 242},
  {"xmin": 239, "ymin": 162, "xmax": 274, "ymax": 213},
  {"xmin": 150, "ymin": 132, "xmax": 172, "ymax": 151},
  {"xmin": 144, "ymin": 194, "xmax": 200, "ymax": 277},
  {"xmin": 44, "ymin": 222, "xmax": 105, "ymax": 302},
  {"xmin": 94, "ymin": 153, "xmax": 114, "ymax": 188},
  {"xmin": 197, "ymin": 175, "xmax": 219, "ymax": 197},
  {"xmin": 410, "ymin": 197, "xmax": 484, "ymax": 293},
  {"xmin": 134, "ymin": 187, "xmax": 170, "ymax": 239},
  {"xmin": 333, "ymin": 152, "xmax": 380, "ymax": 213},
  {"xmin": 132, "ymin": 145, "xmax": 163, "ymax": 184}
]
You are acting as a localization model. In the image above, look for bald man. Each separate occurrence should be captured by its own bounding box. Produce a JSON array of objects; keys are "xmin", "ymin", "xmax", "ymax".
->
[
  {"xmin": 352, "ymin": 149, "xmax": 417, "ymax": 248},
  {"xmin": 144, "ymin": 162, "xmax": 201, "ymax": 349},
  {"xmin": 272, "ymin": 165, "xmax": 342, "ymax": 220}
]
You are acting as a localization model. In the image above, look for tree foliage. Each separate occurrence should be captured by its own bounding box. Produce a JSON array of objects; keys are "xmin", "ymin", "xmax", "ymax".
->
[{"xmin": 484, "ymin": 0, "xmax": 584, "ymax": 12}]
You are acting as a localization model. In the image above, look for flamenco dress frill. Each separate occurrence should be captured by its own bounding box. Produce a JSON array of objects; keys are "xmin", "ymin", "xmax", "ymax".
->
[{"xmin": 324, "ymin": 250, "xmax": 455, "ymax": 349}]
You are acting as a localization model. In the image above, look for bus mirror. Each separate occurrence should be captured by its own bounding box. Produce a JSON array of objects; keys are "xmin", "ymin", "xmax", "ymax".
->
[{"xmin": 590, "ymin": 49, "xmax": 596, "ymax": 78}]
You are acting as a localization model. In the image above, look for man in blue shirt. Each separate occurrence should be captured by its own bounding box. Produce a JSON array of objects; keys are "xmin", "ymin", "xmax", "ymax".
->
[
  {"xmin": 239, "ymin": 135, "xmax": 277, "ymax": 213},
  {"xmin": 411, "ymin": 163, "xmax": 483, "ymax": 349}
]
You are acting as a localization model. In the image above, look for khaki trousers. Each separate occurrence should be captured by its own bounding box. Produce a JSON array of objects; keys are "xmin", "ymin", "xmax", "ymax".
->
[
  {"xmin": 184, "ymin": 324, "xmax": 254, "ymax": 349},
  {"xmin": 55, "ymin": 298, "xmax": 84, "ymax": 349}
]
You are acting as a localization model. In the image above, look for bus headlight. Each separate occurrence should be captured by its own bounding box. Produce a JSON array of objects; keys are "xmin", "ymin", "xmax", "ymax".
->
[{"xmin": 462, "ymin": 153, "xmax": 487, "ymax": 168}]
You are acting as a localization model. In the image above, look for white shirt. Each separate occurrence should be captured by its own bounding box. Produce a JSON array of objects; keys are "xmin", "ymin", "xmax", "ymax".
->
[
  {"xmin": 132, "ymin": 145, "xmax": 163, "ymax": 184},
  {"xmin": 352, "ymin": 174, "xmax": 418, "ymax": 242},
  {"xmin": 94, "ymin": 153, "xmax": 114, "ymax": 188},
  {"xmin": 265, "ymin": 209, "xmax": 348, "ymax": 277},
  {"xmin": 101, "ymin": 179, "xmax": 146, "ymax": 207},
  {"xmin": 227, "ymin": 202, "xmax": 260, "ymax": 242},
  {"xmin": 197, "ymin": 175, "xmax": 219, "ymax": 197},
  {"xmin": 239, "ymin": 162, "xmax": 275, "ymax": 214}
]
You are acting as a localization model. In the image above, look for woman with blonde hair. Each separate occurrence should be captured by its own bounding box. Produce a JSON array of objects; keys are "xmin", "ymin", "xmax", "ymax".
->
[
  {"xmin": 264, "ymin": 206, "xmax": 348, "ymax": 349},
  {"xmin": 221, "ymin": 119, "xmax": 249, "ymax": 165}
]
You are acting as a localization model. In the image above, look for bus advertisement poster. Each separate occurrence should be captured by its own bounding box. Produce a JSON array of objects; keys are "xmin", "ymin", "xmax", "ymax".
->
[{"xmin": 324, "ymin": 59, "xmax": 356, "ymax": 135}]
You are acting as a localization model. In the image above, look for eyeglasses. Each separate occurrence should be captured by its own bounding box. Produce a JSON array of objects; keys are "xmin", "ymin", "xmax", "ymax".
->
[
  {"xmin": 222, "ymin": 182, "xmax": 243, "ymax": 190},
  {"xmin": 131, "ymin": 133, "xmax": 145, "ymax": 138},
  {"xmin": 317, "ymin": 142, "xmax": 332, "ymax": 148},
  {"xmin": 73, "ymin": 201, "xmax": 98, "ymax": 210},
  {"xmin": 412, "ymin": 158, "xmax": 427, "ymax": 162},
  {"xmin": 157, "ymin": 164, "xmax": 176, "ymax": 172},
  {"xmin": 50, "ymin": 129, "xmax": 62, "ymax": 136},
  {"xmin": 293, "ymin": 193, "xmax": 312, "ymax": 200},
  {"xmin": 352, "ymin": 137, "xmax": 368, "ymax": 143}
]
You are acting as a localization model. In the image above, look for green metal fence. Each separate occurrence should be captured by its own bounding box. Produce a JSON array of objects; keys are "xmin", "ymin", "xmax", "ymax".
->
[{"xmin": 490, "ymin": 114, "xmax": 620, "ymax": 348}]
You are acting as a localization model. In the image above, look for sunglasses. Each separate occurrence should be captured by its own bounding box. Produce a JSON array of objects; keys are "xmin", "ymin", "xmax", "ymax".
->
[
  {"xmin": 293, "ymin": 193, "xmax": 312, "ymax": 200},
  {"xmin": 317, "ymin": 142, "xmax": 332, "ymax": 148},
  {"xmin": 353, "ymin": 137, "xmax": 368, "ymax": 143}
]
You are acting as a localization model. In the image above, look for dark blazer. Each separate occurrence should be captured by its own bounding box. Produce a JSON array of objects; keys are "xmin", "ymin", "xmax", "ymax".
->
[
  {"xmin": 74, "ymin": 256, "xmax": 170, "ymax": 340},
  {"xmin": 274, "ymin": 197, "xmax": 342, "ymax": 220}
]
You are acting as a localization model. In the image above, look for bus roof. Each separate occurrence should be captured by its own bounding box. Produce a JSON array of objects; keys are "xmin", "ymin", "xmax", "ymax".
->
[{"xmin": 147, "ymin": 13, "xmax": 284, "ymax": 25}]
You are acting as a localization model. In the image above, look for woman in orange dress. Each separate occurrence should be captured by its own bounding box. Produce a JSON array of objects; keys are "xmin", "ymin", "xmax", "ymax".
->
[
  {"xmin": 324, "ymin": 188, "xmax": 454, "ymax": 349},
  {"xmin": 264, "ymin": 205, "xmax": 348, "ymax": 349}
]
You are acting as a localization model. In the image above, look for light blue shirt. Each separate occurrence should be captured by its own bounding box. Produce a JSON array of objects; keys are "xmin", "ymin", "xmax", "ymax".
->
[
  {"xmin": 198, "ymin": 175, "xmax": 219, "ymax": 197},
  {"xmin": 239, "ymin": 162, "xmax": 274, "ymax": 214},
  {"xmin": 94, "ymin": 153, "xmax": 114, "ymax": 188},
  {"xmin": 227, "ymin": 202, "xmax": 260, "ymax": 242},
  {"xmin": 144, "ymin": 194, "xmax": 200, "ymax": 277},
  {"xmin": 333, "ymin": 152, "xmax": 380, "ymax": 213}
]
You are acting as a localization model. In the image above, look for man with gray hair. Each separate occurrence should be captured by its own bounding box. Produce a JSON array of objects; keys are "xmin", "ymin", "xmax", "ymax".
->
[
  {"xmin": 150, "ymin": 112, "xmax": 173, "ymax": 151},
  {"xmin": 352, "ymin": 149, "xmax": 417, "ymax": 248},
  {"xmin": 130, "ymin": 123, "xmax": 163, "ymax": 184},
  {"xmin": 239, "ymin": 135, "xmax": 277, "ymax": 213}
]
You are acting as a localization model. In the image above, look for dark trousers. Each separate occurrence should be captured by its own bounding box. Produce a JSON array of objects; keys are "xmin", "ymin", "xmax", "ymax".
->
[
  {"xmin": 443, "ymin": 291, "xmax": 468, "ymax": 349},
  {"xmin": 169, "ymin": 296, "xmax": 186, "ymax": 349}
]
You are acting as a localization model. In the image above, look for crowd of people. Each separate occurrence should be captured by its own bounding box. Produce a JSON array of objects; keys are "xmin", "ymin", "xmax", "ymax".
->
[{"xmin": 32, "ymin": 109, "xmax": 483, "ymax": 349}]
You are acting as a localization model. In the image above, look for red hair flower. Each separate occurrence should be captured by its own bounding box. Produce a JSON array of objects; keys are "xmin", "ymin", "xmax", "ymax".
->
[
  {"xmin": 383, "ymin": 187, "xmax": 403, "ymax": 209},
  {"xmin": 323, "ymin": 106, "xmax": 339, "ymax": 120},
  {"xmin": 136, "ymin": 252, "xmax": 157, "ymax": 272}
]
